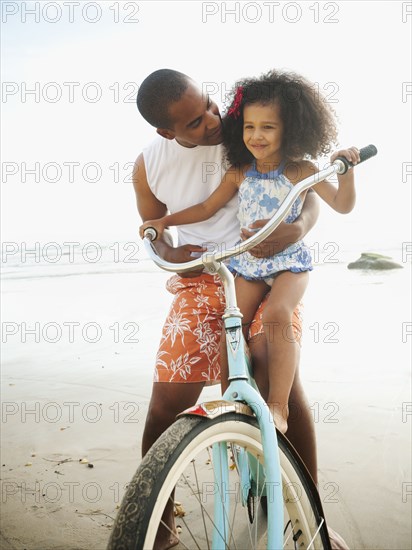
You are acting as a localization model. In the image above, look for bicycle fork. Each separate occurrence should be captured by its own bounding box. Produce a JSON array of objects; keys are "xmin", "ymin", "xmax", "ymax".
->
[{"xmin": 213, "ymin": 261, "xmax": 284, "ymax": 549}]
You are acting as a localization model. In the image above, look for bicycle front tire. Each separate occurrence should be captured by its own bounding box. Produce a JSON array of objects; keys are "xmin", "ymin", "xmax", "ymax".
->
[{"xmin": 108, "ymin": 413, "xmax": 331, "ymax": 549}]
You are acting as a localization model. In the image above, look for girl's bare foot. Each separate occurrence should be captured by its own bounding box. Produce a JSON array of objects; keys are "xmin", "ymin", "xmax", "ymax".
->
[{"xmin": 268, "ymin": 403, "xmax": 289, "ymax": 434}]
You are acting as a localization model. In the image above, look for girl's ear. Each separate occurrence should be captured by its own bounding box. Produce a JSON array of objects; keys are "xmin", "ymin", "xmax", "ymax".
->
[{"xmin": 156, "ymin": 128, "xmax": 176, "ymax": 140}]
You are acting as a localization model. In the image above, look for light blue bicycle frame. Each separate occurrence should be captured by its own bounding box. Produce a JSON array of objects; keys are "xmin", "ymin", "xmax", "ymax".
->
[
  {"xmin": 206, "ymin": 258, "xmax": 283, "ymax": 549},
  {"xmin": 143, "ymin": 158, "xmax": 356, "ymax": 549}
]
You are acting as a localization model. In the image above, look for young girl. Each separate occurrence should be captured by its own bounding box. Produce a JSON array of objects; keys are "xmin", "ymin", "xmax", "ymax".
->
[{"xmin": 140, "ymin": 69, "xmax": 360, "ymax": 434}]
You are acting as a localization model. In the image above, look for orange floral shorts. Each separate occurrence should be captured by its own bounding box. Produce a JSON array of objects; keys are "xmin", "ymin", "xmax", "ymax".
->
[{"xmin": 154, "ymin": 273, "xmax": 303, "ymax": 384}]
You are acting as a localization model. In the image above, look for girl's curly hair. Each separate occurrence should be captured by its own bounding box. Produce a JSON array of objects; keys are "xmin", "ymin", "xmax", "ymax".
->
[{"xmin": 222, "ymin": 69, "xmax": 338, "ymax": 167}]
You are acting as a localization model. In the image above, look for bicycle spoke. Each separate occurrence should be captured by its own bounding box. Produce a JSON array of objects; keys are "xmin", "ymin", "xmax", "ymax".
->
[
  {"xmin": 254, "ymin": 457, "xmax": 260, "ymax": 549},
  {"xmin": 191, "ymin": 458, "xmax": 211, "ymax": 550},
  {"xmin": 306, "ymin": 517, "xmax": 325, "ymax": 550},
  {"xmin": 283, "ymin": 519, "xmax": 299, "ymax": 549},
  {"xmin": 179, "ymin": 471, "xmax": 220, "ymax": 545},
  {"xmin": 172, "ymin": 514, "xmax": 202, "ymax": 550},
  {"xmin": 215, "ymin": 453, "xmax": 238, "ymax": 550},
  {"xmin": 179, "ymin": 462, "xmax": 229, "ymax": 547},
  {"xmin": 158, "ymin": 517, "xmax": 193, "ymax": 550},
  {"xmin": 181, "ymin": 445, "xmax": 267, "ymax": 550}
]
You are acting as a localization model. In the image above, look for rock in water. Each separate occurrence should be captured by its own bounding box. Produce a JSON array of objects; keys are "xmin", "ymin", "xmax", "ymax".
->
[{"xmin": 347, "ymin": 252, "xmax": 403, "ymax": 270}]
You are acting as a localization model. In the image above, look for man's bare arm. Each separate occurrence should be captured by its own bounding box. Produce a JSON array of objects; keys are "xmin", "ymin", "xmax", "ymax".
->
[
  {"xmin": 241, "ymin": 190, "xmax": 320, "ymax": 258},
  {"xmin": 133, "ymin": 154, "xmax": 205, "ymax": 265}
]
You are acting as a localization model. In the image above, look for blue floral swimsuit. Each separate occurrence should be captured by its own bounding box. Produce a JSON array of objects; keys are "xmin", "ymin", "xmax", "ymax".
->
[{"xmin": 229, "ymin": 161, "xmax": 313, "ymax": 286}]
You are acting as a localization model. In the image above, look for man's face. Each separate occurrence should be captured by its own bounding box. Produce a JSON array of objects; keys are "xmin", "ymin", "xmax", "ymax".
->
[{"xmin": 160, "ymin": 83, "xmax": 223, "ymax": 147}]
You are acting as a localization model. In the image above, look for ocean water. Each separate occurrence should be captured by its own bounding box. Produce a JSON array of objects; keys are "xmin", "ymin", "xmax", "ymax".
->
[
  {"xmin": 1, "ymin": 236, "xmax": 410, "ymax": 278},
  {"xmin": 2, "ymin": 240, "xmax": 410, "ymax": 384}
]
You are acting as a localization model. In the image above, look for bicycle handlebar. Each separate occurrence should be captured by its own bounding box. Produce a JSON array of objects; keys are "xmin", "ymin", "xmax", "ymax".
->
[
  {"xmin": 334, "ymin": 144, "xmax": 377, "ymax": 174},
  {"xmin": 143, "ymin": 144, "xmax": 377, "ymax": 274}
]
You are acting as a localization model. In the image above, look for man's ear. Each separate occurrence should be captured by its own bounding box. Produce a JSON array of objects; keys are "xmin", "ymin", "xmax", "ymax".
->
[{"xmin": 156, "ymin": 128, "xmax": 176, "ymax": 140}]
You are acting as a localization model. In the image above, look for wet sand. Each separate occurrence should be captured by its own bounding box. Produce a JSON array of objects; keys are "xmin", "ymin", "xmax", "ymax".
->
[{"xmin": 1, "ymin": 262, "xmax": 411, "ymax": 549}]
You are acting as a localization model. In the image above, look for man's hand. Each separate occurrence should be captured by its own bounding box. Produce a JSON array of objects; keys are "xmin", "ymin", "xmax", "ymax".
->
[
  {"xmin": 241, "ymin": 190, "xmax": 320, "ymax": 258},
  {"xmin": 154, "ymin": 239, "xmax": 207, "ymax": 278},
  {"xmin": 241, "ymin": 220, "xmax": 302, "ymax": 258}
]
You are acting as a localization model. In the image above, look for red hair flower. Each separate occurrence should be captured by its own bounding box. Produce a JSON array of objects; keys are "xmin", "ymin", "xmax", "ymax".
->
[{"xmin": 227, "ymin": 86, "xmax": 243, "ymax": 119}]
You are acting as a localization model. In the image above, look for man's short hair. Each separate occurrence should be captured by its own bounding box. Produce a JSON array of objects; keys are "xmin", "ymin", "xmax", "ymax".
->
[{"xmin": 137, "ymin": 69, "xmax": 191, "ymax": 129}]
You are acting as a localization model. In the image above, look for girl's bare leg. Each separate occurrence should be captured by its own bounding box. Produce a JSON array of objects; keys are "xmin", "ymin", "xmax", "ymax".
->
[
  {"xmin": 263, "ymin": 271, "xmax": 309, "ymax": 434},
  {"xmin": 220, "ymin": 276, "xmax": 269, "ymax": 395},
  {"xmin": 249, "ymin": 334, "xmax": 318, "ymax": 482}
]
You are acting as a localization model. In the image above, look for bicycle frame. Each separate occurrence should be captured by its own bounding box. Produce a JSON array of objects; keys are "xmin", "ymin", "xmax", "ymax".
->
[
  {"xmin": 142, "ymin": 152, "xmax": 375, "ymax": 549},
  {"xmin": 192, "ymin": 257, "xmax": 283, "ymax": 548}
]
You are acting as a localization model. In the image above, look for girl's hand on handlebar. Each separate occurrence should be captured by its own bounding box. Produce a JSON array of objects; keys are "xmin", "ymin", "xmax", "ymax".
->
[
  {"xmin": 331, "ymin": 146, "xmax": 360, "ymax": 167},
  {"xmin": 139, "ymin": 219, "xmax": 166, "ymax": 240}
]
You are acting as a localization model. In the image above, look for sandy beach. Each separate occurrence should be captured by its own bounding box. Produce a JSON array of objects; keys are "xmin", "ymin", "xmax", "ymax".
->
[{"xmin": 1, "ymin": 248, "xmax": 411, "ymax": 550}]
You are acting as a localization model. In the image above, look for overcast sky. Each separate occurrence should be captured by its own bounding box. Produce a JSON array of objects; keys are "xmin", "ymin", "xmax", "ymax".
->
[{"xmin": 1, "ymin": 1, "xmax": 411, "ymax": 253}]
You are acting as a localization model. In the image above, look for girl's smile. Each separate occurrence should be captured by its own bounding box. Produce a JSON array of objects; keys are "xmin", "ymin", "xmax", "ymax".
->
[{"xmin": 243, "ymin": 102, "xmax": 284, "ymax": 172}]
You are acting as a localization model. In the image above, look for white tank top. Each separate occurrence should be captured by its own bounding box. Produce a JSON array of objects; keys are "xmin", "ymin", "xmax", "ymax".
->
[{"xmin": 143, "ymin": 137, "xmax": 239, "ymax": 248}]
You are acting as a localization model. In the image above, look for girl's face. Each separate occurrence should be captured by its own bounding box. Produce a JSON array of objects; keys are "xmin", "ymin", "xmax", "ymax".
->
[{"xmin": 243, "ymin": 102, "xmax": 284, "ymax": 170}]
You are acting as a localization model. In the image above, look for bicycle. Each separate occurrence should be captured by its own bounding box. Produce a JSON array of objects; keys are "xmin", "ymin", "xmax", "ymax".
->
[{"xmin": 107, "ymin": 145, "xmax": 377, "ymax": 550}]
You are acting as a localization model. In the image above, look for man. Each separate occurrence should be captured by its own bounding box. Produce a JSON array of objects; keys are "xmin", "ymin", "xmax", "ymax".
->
[{"xmin": 133, "ymin": 69, "xmax": 347, "ymax": 550}]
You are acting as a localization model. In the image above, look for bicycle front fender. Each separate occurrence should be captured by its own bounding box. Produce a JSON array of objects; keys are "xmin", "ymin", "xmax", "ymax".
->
[{"xmin": 177, "ymin": 399, "xmax": 255, "ymax": 420}]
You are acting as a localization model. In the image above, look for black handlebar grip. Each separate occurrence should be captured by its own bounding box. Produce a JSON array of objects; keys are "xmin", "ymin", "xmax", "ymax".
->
[{"xmin": 335, "ymin": 144, "xmax": 378, "ymax": 174}]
